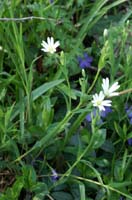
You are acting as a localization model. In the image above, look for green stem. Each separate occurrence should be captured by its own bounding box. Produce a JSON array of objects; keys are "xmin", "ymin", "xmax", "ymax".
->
[
  {"xmin": 71, "ymin": 175, "xmax": 132, "ymax": 200},
  {"xmin": 56, "ymin": 135, "xmax": 95, "ymax": 185},
  {"xmin": 87, "ymin": 69, "xmax": 100, "ymax": 94},
  {"xmin": 63, "ymin": 111, "xmax": 88, "ymax": 147},
  {"xmin": 12, "ymin": 109, "xmax": 76, "ymax": 163}
]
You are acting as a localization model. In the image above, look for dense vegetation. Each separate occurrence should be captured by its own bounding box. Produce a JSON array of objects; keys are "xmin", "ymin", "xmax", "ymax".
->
[{"xmin": 0, "ymin": 0, "xmax": 132, "ymax": 199}]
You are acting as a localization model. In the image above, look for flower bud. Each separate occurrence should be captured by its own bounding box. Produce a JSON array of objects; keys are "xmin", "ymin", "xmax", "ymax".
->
[{"xmin": 103, "ymin": 28, "xmax": 108, "ymax": 38}]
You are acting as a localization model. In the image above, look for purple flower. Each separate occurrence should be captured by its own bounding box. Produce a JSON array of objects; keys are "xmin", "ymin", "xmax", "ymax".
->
[
  {"xmin": 77, "ymin": 53, "xmax": 93, "ymax": 69},
  {"xmin": 126, "ymin": 107, "xmax": 132, "ymax": 118},
  {"xmin": 125, "ymin": 104, "xmax": 132, "ymax": 124},
  {"xmin": 127, "ymin": 138, "xmax": 132, "ymax": 146},
  {"xmin": 86, "ymin": 107, "xmax": 112, "ymax": 124},
  {"xmin": 119, "ymin": 197, "xmax": 125, "ymax": 200},
  {"xmin": 100, "ymin": 107, "xmax": 112, "ymax": 118},
  {"xmin": 86, "ymin": 109, "xmax": 97, "ymax": 122},
  {"xmin": 49, "ymin": 0, "xmax": 54, "ymax": 3},
  {"xmin": 86, "ymin": 109, "xmax": 103, "ymax": 125},
  {"xmin": 51, "ymin": 169, "xmax": 59, "ymax": 182}
]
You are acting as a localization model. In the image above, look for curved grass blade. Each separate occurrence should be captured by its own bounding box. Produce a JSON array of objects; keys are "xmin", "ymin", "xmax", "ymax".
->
[{"xmin": 11, "ymin": 79, "xmax": 64, "ymax": 121}]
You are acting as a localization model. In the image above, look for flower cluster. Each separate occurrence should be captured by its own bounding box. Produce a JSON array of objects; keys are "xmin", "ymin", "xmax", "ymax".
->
[{"xmin": 92, "ymin": 77, "xmax": 120, "ymax": 111}]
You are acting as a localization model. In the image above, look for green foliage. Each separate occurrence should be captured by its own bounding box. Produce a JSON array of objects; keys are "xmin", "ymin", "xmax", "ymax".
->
[{"xmin": 0, "ymin": 0, "xmax": 132, "ymax": 200}]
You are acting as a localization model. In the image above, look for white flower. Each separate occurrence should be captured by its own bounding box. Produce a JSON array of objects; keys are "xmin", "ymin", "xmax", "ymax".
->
[
  {"xmin": 92, "ymin": 91, "xmax": 112, "ymax": 111},
  {"xmin": 102, "ymin": 77, "xmax": 120, "ymax": 97},
  {"xmin": 41, "ymin": 37, "xmax": 60, "ymax": 54}
]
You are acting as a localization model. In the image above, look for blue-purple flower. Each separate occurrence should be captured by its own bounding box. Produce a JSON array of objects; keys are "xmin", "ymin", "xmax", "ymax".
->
[
  {"xmin": 86, "ymin": 109, "xmax": 97, "ymax": 122},
  {"xmin": 51, "ymin": 169, "xmax": 59, "ymax": 182},
  {"xmin": 100, "ymin": 107, "xmax": 112, "ymax": 118},
  {"xmin": 125, "ymin": 104, "xmax": 132, "ymax": 124},
  {"xmin": 119, "ymin": 197, "xmax": 125, "ymax": 200},
  {"xmin": 86, "ymin": 107, "xmax": 112, "ymax": 124},
  {"xmin": 127, "ymin": 138, "xmax": 132, "ymax": 146},
  {"xmin": 49, "ymin": 0, "xmax": 54, "ymax": 3},
  {"xmin": 125, "ymin": 104, "xmax": 132, "ymax": 146},
  {"xmin": 77, "ymin": 53, "xmax": 93, "ymax": 69}
]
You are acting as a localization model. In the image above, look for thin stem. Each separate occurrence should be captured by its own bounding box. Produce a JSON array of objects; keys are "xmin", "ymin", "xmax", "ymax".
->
[
  {"xmin": 72, "ymin": 175, "xmax": 132, "ymax": 200},
  {"xmin": 0, "ymin": 16, "xmax": 62, "ymax": 24},
  {"xmin": 46, "ymin": 194, "xmax": 55, "ymax": 200},
  {"xmin": 12, "ymin": 109, "xmax": 76, "ymax": 163},
  {"xmin": 87, "ymin": 69, "xmax": 100, "ymax": 94},
  {"xmin": 57, "ymin": 136, "xmax": 94, "ymax": 184},
  {"xmin": 118, "ymin": 88, "xmax": 132, "ymax": 95},
  {"xmin": 38, "ymin": 174, "xmax": 132, "ymax": 199}
]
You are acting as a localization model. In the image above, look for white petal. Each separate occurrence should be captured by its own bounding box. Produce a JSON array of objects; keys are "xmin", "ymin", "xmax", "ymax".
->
[
  {"xmin": 99, "ymin": 105, "xmax": 105, "ymax": 111},
  {"xmin": 102, "ymin": 77, "xmax": 109, "ymax": 93},
  {"xmin": 41, "ymin": 42, "xmax": 49, "ymax": 49},
  {"xmin": 102, "ymin": 100, "xmax": 112, "ymax": 107},
  {"xmin": 41, "ymin": 37, "xmax": 60, "ymax": 54},
  {"xmin": 41, "ymin": 48, "xmax": 48, "ymax": 52},
  {"xmin": 47, "ymin": 37, "xmax": 51, "ymax": 45},
  {"xmin": 50, "ymin": 37, "xmax": 54, "ymax": 45},
  {"xmin": 109, "ymin": 92, "xmax": 119, "ymax": 97},
  {"xmin": 54, "ymin": 41, "xmax": 60, "ymax": 48},
  {"xmin": 109, "ymin": 82, "xmax": 120, "ymax": 93},
  {"xmin": 99, "ymin": 91, "xmax": 105, "ymax": 100}
]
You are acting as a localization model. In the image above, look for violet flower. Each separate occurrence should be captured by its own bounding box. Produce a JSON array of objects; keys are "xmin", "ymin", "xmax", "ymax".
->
[
  {"xmin": 49, "ymin": 0, "xmax": 54, "ymax": 3},
  {"xmin": 86, "ymin": 109, "xmax": 97, "ymax": 122},
  {"xmin": 100, "ymin": 107, "xmax": 112, "ymax": 118},
  {"xmin": 127, "ymin": 138, "xmax": 132, "ymax": 146},
  {"xmin": 51, "ymin": 169, "xmax": 59, "ymax": 182},
  {"xmin": 86, "ymin": 107, "xmax": 112, "ymax": 124},
  {"xmin": 77, "ymin": 53, "xmax": 93, "ymax": 69},
  {"xmin": 119, "ymin": 197, "xmax": 125, "ymax": 200},
  {"xmin": 125, "ymin": 104, "xmax": 132, "ymax": 146},
  {"xmin": 125, "ymin": 104, "xmax": 132, "ymax": 124}
]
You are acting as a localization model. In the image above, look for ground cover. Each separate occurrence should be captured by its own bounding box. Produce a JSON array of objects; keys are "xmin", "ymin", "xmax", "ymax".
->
[{"xmin": 0, "ymin": 0, "xmax": 132, "ymax": 199}]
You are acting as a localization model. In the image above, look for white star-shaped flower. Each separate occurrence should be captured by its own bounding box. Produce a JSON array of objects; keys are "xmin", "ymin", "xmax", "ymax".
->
[
  {"xmin": 102, "ymin": 77, "xmax": 120, "ymax": 97},
  {"xmin": 92, "ymin": 91, "xmax": 112, "ymax": 111},
  {"xmin": 41, "ymin": 37, "xmax": 60, "ymax": 54}
]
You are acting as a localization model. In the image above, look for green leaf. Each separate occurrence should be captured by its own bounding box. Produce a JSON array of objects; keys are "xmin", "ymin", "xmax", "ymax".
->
[
  {"xmin": 52, "ymin": 192, "xmax": 73, "ymax": 200},
  {"xmin": 22, "ymin": 165, "xmax": 37, "ymax": 189},
  {"xmin": 11, "ymin": 79, "xmax": 64, "ymax": 121},
  {"xmin": 79, "ymin": 182, "xmax": 86, "ymax": 200},
  {"xmin": 32, "ymin": 79, "xmax": 64, "ymax": 101},
  {"xmin": 92, "ymin": 129, "xmax": 106, "ymax": 149},
  {"xmin": 95, "ymin": 188, "xmax": 106, "ymax": 200},
  {"xmin": 114, "ymin": 160, "xmax": 124, "ymax": 181},
  {"xmin": 95, "ymin": 158, "xmax": 110, "ymax": 168},
  {"xmin": 0, "ymin": 176, "xmax": 24, "ymax": 200},
  {"xmin": 58, "ymin": 83, "xmax": 77, "ymax": 100},
  {"xmin": 101, "ymin": 140, "xmax": 114, "ymax": 153},
  {"xmin": 109, "ymin": 181, "xmax": 132, "ymax": 188},
  {"xmin": 32, "ymin": 182, "xmax": 49, "ymax": 200},
  {"xmin": 0, "ymin": 139, "xmax": 20, "ymax": 158},
  {"xmin": 42, "ymin": 96, "xmax": 54, "ymax": 128}
]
